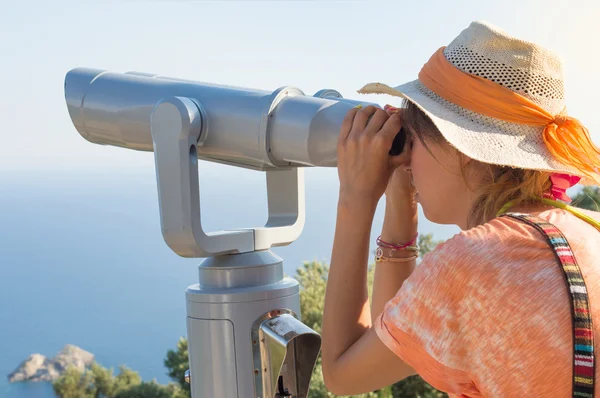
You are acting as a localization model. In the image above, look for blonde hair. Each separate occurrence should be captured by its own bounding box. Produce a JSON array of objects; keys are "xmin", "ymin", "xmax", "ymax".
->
[{"xmin": 401, "ymin": 100, "xmax": 552, "ymax": 228}]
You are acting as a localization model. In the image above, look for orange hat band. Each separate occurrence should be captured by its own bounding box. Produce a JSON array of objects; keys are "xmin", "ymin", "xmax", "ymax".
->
[{"xmin": 418, "ymin": 47, "xmax": 600, "ymax": 184}]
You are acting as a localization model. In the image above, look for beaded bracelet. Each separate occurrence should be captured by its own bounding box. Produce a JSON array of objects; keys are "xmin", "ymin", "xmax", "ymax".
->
[
  {"xmin": 375, "ymin": 254, "xmax": 418, "ymax": 263},
  {"xmin": 376, "ymin": 234, "xmax": 418, "ymax": 250},
  {"xmin": 375, "ymin": 245, "xmax": 420, "ymax": 262}
]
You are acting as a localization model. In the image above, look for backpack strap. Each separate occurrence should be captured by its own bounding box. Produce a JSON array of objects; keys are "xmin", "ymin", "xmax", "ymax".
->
[{"xmin": 502, "ymin": 212, "xmax": 595, "ymax": 397}]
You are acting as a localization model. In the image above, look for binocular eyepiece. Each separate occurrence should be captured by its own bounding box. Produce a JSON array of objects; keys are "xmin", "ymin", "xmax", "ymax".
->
[{"xmin": 390, "ymin": 127, "xmax": 407, "ymax": 156}]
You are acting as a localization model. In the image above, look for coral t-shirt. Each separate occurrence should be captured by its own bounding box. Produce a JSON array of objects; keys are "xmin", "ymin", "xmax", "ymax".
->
[{"xmin": 374, "ymin": 207, "xmax": 600, "ymax": 397}]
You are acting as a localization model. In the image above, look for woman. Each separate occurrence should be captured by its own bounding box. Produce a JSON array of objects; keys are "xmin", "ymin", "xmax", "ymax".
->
[{"xmin": 321, "ymin": 21, "xmax": 600, "ymax": 397}]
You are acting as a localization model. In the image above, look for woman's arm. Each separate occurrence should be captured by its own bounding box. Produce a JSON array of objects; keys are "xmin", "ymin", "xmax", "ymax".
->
[
  {"xmin": 321, "ymin": 105, "xmax": 416, "ymax": 395},
  {"xmin": 321, "ymin": 199, "xmax": 415, "ymax": 395},
  {"xmin": 371, "ymin": 179, "xmax": 419, "ymax": 323}
]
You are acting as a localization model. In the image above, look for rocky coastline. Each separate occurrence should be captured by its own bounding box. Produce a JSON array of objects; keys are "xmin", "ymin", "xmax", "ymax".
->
[{"xmin": 7, "ymin": 345, "xmax": 94, "ymax": 383}]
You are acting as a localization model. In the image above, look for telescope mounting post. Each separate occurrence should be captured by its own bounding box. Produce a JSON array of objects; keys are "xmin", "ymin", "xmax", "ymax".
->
[{"xmin": 150, "ymin": 96, "xmax": 320, "ymax": 398}]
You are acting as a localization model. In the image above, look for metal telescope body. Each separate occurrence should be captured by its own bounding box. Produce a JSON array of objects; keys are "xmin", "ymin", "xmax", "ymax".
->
[{"xmin": 64, "ymin": 68, "xmax": 379, "ymax": 397}]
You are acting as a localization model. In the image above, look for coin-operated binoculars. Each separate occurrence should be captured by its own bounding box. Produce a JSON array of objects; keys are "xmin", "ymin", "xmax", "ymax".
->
[{"xmin": 64, "ymin": 68, "xmax": 406, "ymax": 397}]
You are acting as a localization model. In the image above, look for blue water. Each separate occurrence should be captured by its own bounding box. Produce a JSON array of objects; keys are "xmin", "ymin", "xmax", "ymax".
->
[{"xmin": 0, "ymin": 165, "xmax": 459, "ymax": 398}]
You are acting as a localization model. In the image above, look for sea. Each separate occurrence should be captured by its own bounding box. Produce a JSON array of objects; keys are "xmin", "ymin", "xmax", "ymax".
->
[{"xmin": 0, "ymin": 165, "xmax": 459, "ymax": 398}]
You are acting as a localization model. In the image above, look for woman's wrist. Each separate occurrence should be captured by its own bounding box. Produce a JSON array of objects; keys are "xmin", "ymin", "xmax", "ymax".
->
[{"xmin": 380, "ymin": 199, "xmax": 418, "ymax": 245}]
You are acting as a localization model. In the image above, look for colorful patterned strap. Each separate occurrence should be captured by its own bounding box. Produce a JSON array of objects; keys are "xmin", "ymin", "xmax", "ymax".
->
[{"xmin": 502, "ymin": 213, "xmax": 595, "ymax": 397}]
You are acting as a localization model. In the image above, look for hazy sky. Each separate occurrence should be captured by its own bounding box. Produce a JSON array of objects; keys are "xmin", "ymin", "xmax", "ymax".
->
[{"xmin": 2, "ymin": 0, "xmax": 599, "ymax": 174}]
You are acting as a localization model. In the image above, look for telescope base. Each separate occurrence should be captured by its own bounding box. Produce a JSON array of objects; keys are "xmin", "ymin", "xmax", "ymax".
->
[{"xmin": 186, "ymin": 250, "xmax": 310, "ymax": 397}]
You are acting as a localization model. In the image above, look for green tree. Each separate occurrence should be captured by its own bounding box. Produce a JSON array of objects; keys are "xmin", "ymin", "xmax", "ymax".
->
[
  {"xmin": 164, "ymin": 337, "xmax": 190, "ymax": 396},
  {"xmin": 572, "ymin": 186, "xmax": 600, "ymax": 211},
  {"xmin": 113, "ymin": 366, "xmax": 142, "ymax": 396},
  {"xmin": 392, "ymin": 376, "xmax": 448, "ymax": 398},
  {"xmin": 53, "ymin": 362, "xmax": 185, "ymax": 398},
  {"xmin": 417, "ymin": 234, "xmax": 442, "ymax": 258},
  {"xmin": 53, "ymin": 363, "xmax": 139, "ymax": 398},
  {"xmin": 90, "ymin": 362, "xmax": 117, "ymax": 397},
  {"xmin": 53, "ymin": 365, "xmax": 97, "ymax": 398},
  {"xmin": 114, "ymin": 381, "xmax": 188, "ymax": 398}
]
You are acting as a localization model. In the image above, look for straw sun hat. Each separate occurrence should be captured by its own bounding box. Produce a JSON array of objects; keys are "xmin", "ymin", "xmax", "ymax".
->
[{"xmin": 358, "ymin": 20, "xmax": 599, "ymax": 186}]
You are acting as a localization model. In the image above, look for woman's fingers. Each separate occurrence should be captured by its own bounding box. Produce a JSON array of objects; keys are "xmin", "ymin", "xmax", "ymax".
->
[
  {"xmin": 338, "ymin": 107, "xmax": 360, "ymax": 146},
  {"xmin": 371, "ymin": 113, "xmax": 402, "ymax": 155},
  {"xmin": 348, "ymin": 105, "xmax": 378, "ymax": 140},
  {"xmin": 336, "ymin": 104, "xmax": 410, "ymax": 203},
  {"xmin": 340, "ymin": 105, "xmax": 408, "ymax": 164},
  {"xmin": 363, "ymin": 108, "xmax": 391, "ymax": 136},
  {"xmin": 378, "ymin": 112, "xmax": 403, "ymax": 142},
  {"xmin": 373, "ymin": 111, "xmax": 411, "ymax": 168}
]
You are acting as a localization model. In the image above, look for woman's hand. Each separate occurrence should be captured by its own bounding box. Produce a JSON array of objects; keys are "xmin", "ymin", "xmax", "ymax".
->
[{"xmin": 337, "ymin": 105, "xmax": 411, "ymax": 209}]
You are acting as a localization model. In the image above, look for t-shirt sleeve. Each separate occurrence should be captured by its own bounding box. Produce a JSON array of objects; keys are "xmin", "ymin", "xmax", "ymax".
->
[{"xmin": 374, "ymin": 229, "xmax": 488, "ymax": 396}]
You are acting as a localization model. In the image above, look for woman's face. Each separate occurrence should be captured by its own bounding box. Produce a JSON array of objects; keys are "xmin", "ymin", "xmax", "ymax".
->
[{"xmin": 409, "ymin": 135, "xmax": 474, "ymax": 228}]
